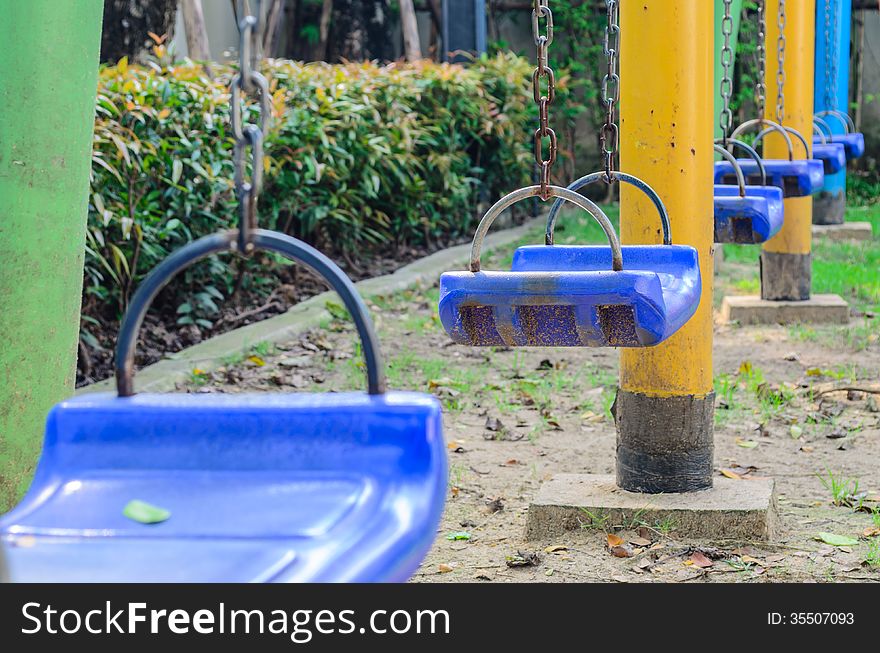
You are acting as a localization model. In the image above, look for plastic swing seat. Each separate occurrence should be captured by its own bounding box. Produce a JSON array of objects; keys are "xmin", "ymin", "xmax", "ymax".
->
[
  {"xmin": 713, "ymin": 184, "xmax": 784, "ymax": 244},
  {"xmin": 0, "ymin": 231, "xmax": 446, "ymax": 583},
  {"xmin": 713, "ymin": 158, "xmax": 824, "ymax": 197},
  {"xmin": 439, "ymin": 175, "xmax": 701, "ymax": 348},
  {"xmin": 812, "ymin": 134, "xmax": 865, "ymax": 161},
  {"xmin": 813, "ymin": 111, "xmax": 865, "ymax": 161},
  {"xmin": 811, "ymin": 142, "xmax": 846, "ymax": 174},
  {"xmin": 711, "ymin": 142, "xmax": 784, "ymax": 244},
  {"xmin": 721, "ymin": 119, "xmax": 824, "ymax": 197}
]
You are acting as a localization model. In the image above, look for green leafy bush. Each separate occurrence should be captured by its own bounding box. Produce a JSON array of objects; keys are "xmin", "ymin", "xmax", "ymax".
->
[{"xmin": 84, "ymin": 51, "xmax": 557, "ymax": 331}]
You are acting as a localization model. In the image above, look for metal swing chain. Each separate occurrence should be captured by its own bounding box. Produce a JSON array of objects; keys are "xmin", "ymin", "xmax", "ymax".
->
[
  {"xmin": 755, "ymin": 0, "xmax": 767, "ymax": 115},
  {"xmin": 600, "ymin": 0, "xmax": 620, "ymax": 183},
  {"xmin": 719, "ymin": 0, "xmax": 735, "ymax": 145},
  {"xmin": 775, "ymin": 0, "xmax": 786, "ymax": 125},
  {"xmin": 232, "ymin": 0, "xmax": 270, "ymax": 254},
  {"xmin": 531, "ymin": 0, "xmax": 557, "ymax": 201},
  {"xmin": 823, "ymin": 0, "xmax": 839, "ymax": 112}
]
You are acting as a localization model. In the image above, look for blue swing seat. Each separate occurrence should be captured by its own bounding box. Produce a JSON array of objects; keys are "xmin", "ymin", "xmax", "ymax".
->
[
  {"xmin": 713, "ymin": 184, "xmax": 784, "ymax": 244},
  {"xmin": 438, "ymin": 245, "xmax": 701, "ymax": 348},
  {"xmin": 713, "ymin": 159, "xmax": 824, "ymax": 197},
  {"xmin": 811, "ymin": 142, "xmax": 847, "ymax": 174},
  {"xmin": 813, "ymin": 133, "xmax": 864, "ymax": 161},
  {"xmin": 0, "ymin": 391, "xmax": 446, "ymax": 583}
]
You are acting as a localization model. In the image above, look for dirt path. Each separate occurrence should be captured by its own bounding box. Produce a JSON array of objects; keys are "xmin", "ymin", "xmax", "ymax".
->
[{"xmin": 182, "ymin": 267, "xmax": 880, "ymax": 583}]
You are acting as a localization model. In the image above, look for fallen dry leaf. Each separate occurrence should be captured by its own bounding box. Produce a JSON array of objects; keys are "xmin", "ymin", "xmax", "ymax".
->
[
  {"xmin": 607, "ymin": 533, "xmax": 625, "ymax": 548},
  {"xmin": 438, "ymin": 564, "xmax": 454, "ymax": 573},
  {"xmin": 629, "ymin": 537, "xmax": 652, "ymax": 547},
  {"xmin": 610, "ymin": 546, "xmax": 632, "ymax": 558},
  {"xmin": 506, "ymin": 551, "xmax": 540, "ymax": 568},
  {"xmin": 688, "ymin": 552, "xmax": 714, "ymax": 568},
  {"xmin": 544, "ymin": 545, "xmax": 569, "ymax": 554},
  {"xmin": 863, "ymin": 526, "xmax": 880, "ymax": 538},
  {"xmin": 720, "ymin": 469, "xmax": 742, "ymax": 480}
]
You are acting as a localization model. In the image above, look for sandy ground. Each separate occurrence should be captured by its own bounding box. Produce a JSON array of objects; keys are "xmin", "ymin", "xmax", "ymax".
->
[{"xmin": 183, "ymin": 270, "xmax": 880, "ymax": 583}]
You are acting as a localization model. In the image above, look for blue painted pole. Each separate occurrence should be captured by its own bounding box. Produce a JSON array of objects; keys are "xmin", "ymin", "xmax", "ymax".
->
[{"xmin": 813, "ymin": 0, "xmax": 851, "ymax": 224}]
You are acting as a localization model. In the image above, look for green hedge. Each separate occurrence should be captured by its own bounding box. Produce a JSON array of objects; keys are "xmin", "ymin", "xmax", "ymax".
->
[{"xmin": 85, "ymin": 52, "xmax": 563, "ymax": 331}]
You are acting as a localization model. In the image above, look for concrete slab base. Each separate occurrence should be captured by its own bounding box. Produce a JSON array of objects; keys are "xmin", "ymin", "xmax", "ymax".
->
[
  {"xmin": 720, "ymin": 294, "xmax": 849, "ymax": 325},
  {"xmin": 812, "ymin": 221, "xmax": 873, "ymax": 242},
  {"xmin": 525, "ymin": 474, "xmax": 777, "ymax": 541}
]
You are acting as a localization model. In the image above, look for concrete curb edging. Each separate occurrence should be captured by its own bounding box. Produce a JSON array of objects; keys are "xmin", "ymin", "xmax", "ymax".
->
[{"xmin": 78, "ymin": 217, "xmax": 542, "ymax": 395}]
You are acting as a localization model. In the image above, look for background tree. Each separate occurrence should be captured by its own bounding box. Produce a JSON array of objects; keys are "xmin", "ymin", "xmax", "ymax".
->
[
  {"xmin": 100, "ymin": 0, "xmax": 179, "ymax": 63},
  {"xmin": 327, "ymin": 0, "xmax": 394, "ymax": 62}
]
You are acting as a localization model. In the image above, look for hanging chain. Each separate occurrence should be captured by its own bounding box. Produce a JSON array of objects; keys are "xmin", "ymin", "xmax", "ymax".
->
[
  {"xmin": 232, "ymin": 0, "xmax": 270, "ymax": 254},
  {"xmin": 531, "ymin": 0, "xmax": 556, "ymax": 201},
  {"xmin": 719, "ymin": 0, "xmax": 734, "ymax": 144},
  {"xmin": 755, "ymin": 0, "xmax": 766, "ymax": 115},
  {"xmin": 824, "ymin": 0, "xmax": 839, "ymax": 112},
  {"xmin": 775, "ymin": 0, "xmax": 786, "ymax": 124},
  {"xmin": 599, "ymin": 0, "xmax": 620, "ymax": 183},
  {"xmin": 823, "ymin": 0, "xmax": 833, "ymax": 109}
]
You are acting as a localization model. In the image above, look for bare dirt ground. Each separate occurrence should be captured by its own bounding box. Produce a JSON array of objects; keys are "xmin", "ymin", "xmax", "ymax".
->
[{"xmin": 181, "ymin": 248, "xmax": 880, "ymax": 583}]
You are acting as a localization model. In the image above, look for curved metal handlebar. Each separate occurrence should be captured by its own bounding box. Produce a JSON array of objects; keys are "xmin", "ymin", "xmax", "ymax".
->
[
  {"xmin": 715, "ymin": 138, "xmax": 767, "ymax": 186},
  {"xmin": 469, "ymin": 185, "xmax": 623, "ymax": 272},
  {"xmin": 813, "ymin": 116, "xmax": 834, "ymax": 143},
  {"xmin": 815, "ymin": 109, "xmax": 855, "ymax": 134},
  {"xmin": 545, "ymin": 171, "xmax": 672, "ymax": 247},
  {"xmin": 116, "ymin": 230, "xmax": 386, "ymax": 396},
  {"xmin": 753, "ymin": 124, "xmax": 811, "ymax": 160},
  {"xmin": 730, "ymin": 118, "xmax": 795, "ymax": 161},
  {"xmin": 714, "ymin": 144, "xmax": 746, "ymax": 197}
]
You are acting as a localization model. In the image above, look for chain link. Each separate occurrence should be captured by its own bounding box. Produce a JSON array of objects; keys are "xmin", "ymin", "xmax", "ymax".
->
[
  {"xmin": 823, "ymin": 0, "xmax": 839, "ymax": 111},
  {"xmin": 755, "ymin": 0, "xmax": 766, "ymax": 114},
  {"xmin": 599, "ymin": 0, "xmax": 620, "ymax": 183},
  {"xmin": 531, "ymin": 0, "xmax": 556, "ymax": 200},
  {"xmin": 719, "ymin": 0, "xmax": 734, "ymax": 143},
  {"xmin": 232, "ymin": 0, "xmax": 269, "ymax": 254},
  {"xmin": 775, "ymin": 0, "xmax": 786, "ymax": 124}
]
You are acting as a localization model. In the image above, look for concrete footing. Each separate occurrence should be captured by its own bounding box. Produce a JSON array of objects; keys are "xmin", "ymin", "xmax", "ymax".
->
[
  {"xmin": 720, "ymin": 294, "xmax": 849, "ymax": 325},
  {"xmin": 811, "ymin": 221, "xmax": 873, "ymax": 242},
  {"xmin": 525, "ymin": 474, "xmax": 777, "ymax": 541},
  {"xmin": 812, "ymin": 190, "xmax": 846, "ymax": 225}
]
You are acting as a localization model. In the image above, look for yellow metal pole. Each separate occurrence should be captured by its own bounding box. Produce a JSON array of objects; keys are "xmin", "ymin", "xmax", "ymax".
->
[
  {"xmin": 616, "ymin": 1, "xmax": 715, "ymax": 493},
  {"xmin": 761, "ymin": 0, "xmax": 815, "ymax": 300}
]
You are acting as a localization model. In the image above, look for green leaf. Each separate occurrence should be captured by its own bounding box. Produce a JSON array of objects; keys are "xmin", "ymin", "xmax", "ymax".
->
[
  {"xmin": 324, "ymin": 300, "xmax": 350, "ymax": 321},
  {"xmin": 816, "ymin": 532, "xmax": 859, "ymax": 547},
  {"xmin": 172, "ymin": 159, "xmax": 183, "ymax": 184},
  {"xmin": 446, "ymin": 531, "xmax": 471, "ymax": 541},
  {"xmin": 123, "ymin": 499, "xmax": 170, "ymax": 524}
]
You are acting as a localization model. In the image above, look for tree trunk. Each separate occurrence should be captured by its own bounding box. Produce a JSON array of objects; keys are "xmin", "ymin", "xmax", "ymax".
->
[
  {"xmin": 263, "ymin": 0, "xmax": 285, "ymax": 57},
  {"xmin": 100, "ymin": 0, "xmax": 179, "ymax": 63},
  {"xmin": 399, "ymin": 0, "xmax": 421, "ymax": 61},
  {"xmin": 180, "ymin": 0, "xmax": 210, "ymax": 60},
  {"xmin": 318, "ymin": 0, "xmax": 334, "ymax": 60},
  {"xmin": 327, "ymin": 0, "xmax": 394, "ymax": 62}
]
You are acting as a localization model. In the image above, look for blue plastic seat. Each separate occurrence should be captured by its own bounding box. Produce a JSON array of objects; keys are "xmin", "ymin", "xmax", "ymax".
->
[
  {"xmin": 0, "ymin": 393, "xmax": 445, "ymax": 582},
  {"xmin": 440, "ymin": 245, "xmax": 701, "ymax": 347},
  {"xmin": 811, "ymin": 142, "xmax": 846, "ymax": 174},
  {"xmin": 0, "ymin": 229, "xmax": 447, "ymax": 583},
  {"xmin": 812, "ymin": 133, "xmax": 864, "ymax": 161},
  {"xmin": 713, "ymin": 159, "xmax": 824, "ymax": 197},
  {"xmin": 713, "ymin": 184, "xmax": 784, "ymax": 244}
]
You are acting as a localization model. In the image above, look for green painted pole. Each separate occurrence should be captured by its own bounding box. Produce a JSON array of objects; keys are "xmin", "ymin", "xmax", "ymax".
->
[
  {"xmin": 0, "ymin": 0, "xmax": 104, "ymax": 511},
  {"xmin": 714, "ymin": 0, "xmax": 743, "ymax": 141}
]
